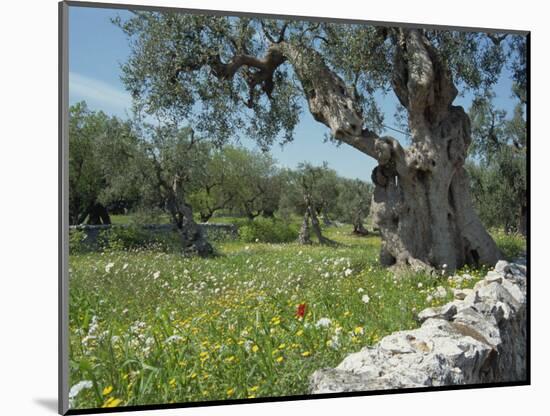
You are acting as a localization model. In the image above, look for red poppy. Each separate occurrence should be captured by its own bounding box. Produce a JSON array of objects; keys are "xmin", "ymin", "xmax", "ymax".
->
[{"xmin": 295, "ymin": 303, "xmax": 307, "ymax": 318}]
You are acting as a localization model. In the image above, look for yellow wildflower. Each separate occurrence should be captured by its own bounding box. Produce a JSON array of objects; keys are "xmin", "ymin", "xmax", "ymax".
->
[
  {"xmin": 227, "ymin": 388, "xmax": 235, "ymax": 397},
  {"xmin": 276, "ymin": 356, "xmax": 284, "ymax": 363},
  {"xmin": 102, "ymin": 397, "xmax": 123, "ymax": 408},
  {"xmin": 252, "ymin": 345, "xmax": 259, "ymax": 353},
  {"xmin": 102, "ymin": 386, "xmax": 113, "ymax": 396},
  {"xmin": 301, "ymin": 351, "xmax": 311, "ymax": 357}
]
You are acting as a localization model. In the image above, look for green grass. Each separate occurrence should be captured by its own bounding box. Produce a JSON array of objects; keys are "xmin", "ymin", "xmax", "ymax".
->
[
  {"xmin": 67, "ymin": 225, "xmax": 521, "ymax": 409},
  {"xmin": 110, "ymin": 214, "xmax": 171, "ymax": 225},
  {"xmin": 490, "ymin": 228, "xmax": 526, "ymax": 259}
]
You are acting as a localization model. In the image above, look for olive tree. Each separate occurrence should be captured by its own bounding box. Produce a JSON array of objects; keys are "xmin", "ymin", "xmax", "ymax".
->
[
  {"xmin": 289, "ymin": 162, "xmax": 336, "ymax": 245},
  {"xmin": 337, "ymin": 178, "xmax": 373, "ymax": 235},
  {"xmin": 119, "ymin": 121, "xmax": 214, "ymax": 255},
  {"xmin": 187, "ymin": 146, "xmax": 236, "ymax": 222},
  {"xmin": 467, "ymin": 94, "xmax": 527, "ymax": 234},
  {"xmin": 221, "ymin": 147, "xmax": 281, "ymax": 220},
  {"xmin": 116, "ymin": 12, "xmax": 526, "ymax": 270},
  {"xmin": 69, "ymin": 102, "xmax": 135, "ymax": 225}
]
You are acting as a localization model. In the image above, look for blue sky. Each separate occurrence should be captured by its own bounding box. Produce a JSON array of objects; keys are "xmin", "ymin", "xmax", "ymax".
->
[{"xmin": 69, "ymin": 5, "xmax": 520, "ymax": 181}]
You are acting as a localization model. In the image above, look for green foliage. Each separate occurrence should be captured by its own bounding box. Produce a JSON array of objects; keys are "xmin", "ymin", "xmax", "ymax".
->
[
  {"xmin": 114, "ymin": 13, "xmax": 301, "ymax": 147},
  {"xmin": 335, "ymin": 178, "xmax": 373, "ymax": 227},
  {"xmin": 279, "ymin": 162, "xmax": 340, "ymax": 219},
  {"xmin": 491, "ymin": 229, "xmax": 526, "ymax": 260},
  {"xmin": 467, "ymin": 93, "xmax": 526, "ymax": 233},
  {"xmin": 69, "ymin": 228, "xmax": 90, "ymax": 254},
  {"xmin": 188, "ymin": 146, "xmax": 282, "ymax": 220},
  {"xmin": 238, "ymin": 218, "xmax": 298, "ymax": 243},
  {"xmin": 97, "ymin": 226, "xmax": 182, "ymax": 253},
  {"xmin": 69, "ymin": 102, "xmax": 136, "ymax": 225},
  {"xmin": 114, "ymin": 11, "xmax": 526, "ymax": 149}
]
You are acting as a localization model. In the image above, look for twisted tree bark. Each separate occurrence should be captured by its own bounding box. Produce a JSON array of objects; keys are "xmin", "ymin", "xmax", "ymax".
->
[
  {"xmin": 167, "ymin": 175, "xmax": 213, "ymax": 256},
  {"xmin": 276, "ymin": 31, "xmax": 501, "ymax": 271}
]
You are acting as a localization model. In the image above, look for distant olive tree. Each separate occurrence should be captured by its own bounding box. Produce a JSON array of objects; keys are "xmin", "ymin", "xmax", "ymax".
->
[
  {"xmin": 467, "ymin": 93, "xmax": 526, "ymax": 234},
  {"xmin": 336, "ymin": 178, "xmax": 373, "ymax": 235},
  {"xmin": 68, "ymin": 102, "xmax": 135, "ymax": 225}
]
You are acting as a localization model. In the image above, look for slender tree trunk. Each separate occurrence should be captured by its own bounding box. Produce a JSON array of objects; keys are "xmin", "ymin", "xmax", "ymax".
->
[
  {"xmin": 298, "ymin": 210, "xmax": 312, "ymax": 244},
  {"xmin": 305, "ymin": 195, "xmax": 335, "ymax": 245},
  {"xmin": 277, "ymin": 30, "xmax": 501, "ymax": 271},
  {"xmin": 352, "ymin": 213, "xmax": 368, "ymax": 236},
  {"xmin": 321, "ymin": 208, "xmax": 333, "ymax": 226}
]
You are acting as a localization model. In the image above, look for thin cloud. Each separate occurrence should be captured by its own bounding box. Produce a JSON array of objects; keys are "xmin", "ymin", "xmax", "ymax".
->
[{"xmin": 69, "ymin": 72, "xmax": 132, "ymax": 116}]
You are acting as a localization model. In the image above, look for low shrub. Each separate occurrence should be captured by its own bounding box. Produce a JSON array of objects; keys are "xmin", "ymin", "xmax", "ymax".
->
[
  {"xmin": 98, "ymin": 226, "xmax": 181, "ymax": 252},
  {"xmin": 491, "ymin": 229, "xmax": 526, "ymax": 260},
  {"xmin": 239, "ymin": 218, "xmax": 298, "ymax": 243},
  {"xmin": 68, "ymin": 228, "xmax": 90, "ymax": 254}
]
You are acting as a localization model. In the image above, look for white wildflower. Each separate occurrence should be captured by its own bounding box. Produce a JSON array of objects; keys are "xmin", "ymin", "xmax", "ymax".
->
[
  {"xmin": 315, "ymin": 317, "xmax": 332, "ymax": 328},
  {"xmin": 122, "ymin": 263, "xmax": 128, "ymax": 270},
  {"xmin": 153, "ymin": 271, "xmax": 160, "ymax": 279},
  {"xmin": 105, "ymin": 262, "xmax": 115, "ymax": 273},
  {"xmin": 426, "ymin": 295, "xmax": 434, "ymax": 303},
  {"xmin": 361, "ymin": 294, "xmax": 370, "ymax": 304},
  {"xmin": 417, "ymin": 282, "xmax": 423, "ymax": 288},
  {"xmin": 164, "ymin": 335, "xmax": 183, "ymax": 344},
  {"xmin": 433, "ymin": 286, "xmax": 447, "ymax": 299},
  {"xmin": 357, "ymin": 288, "xmax": 364, "ymax": 293},
  {"xmin": 328, "ymin": 335, "xmax": 340, "ymax": 350},
  {"xmin": 344, "ymin": 268, "xmax": 353, "ymax": 277},
  {"xmin": 69, "ymin": 380, "xmax": 93, "ymax": 400}
]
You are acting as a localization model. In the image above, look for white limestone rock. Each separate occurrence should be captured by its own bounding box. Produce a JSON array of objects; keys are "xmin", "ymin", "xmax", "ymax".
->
[{"xmin": 310, "ymin": 260, "xmax": 527, "ymax": 394}]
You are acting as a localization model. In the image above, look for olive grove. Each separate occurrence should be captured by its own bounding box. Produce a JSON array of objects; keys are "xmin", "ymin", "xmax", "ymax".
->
[{"xmin": 114, "ymin": 12, "xmax": 526, "ymax": 270}]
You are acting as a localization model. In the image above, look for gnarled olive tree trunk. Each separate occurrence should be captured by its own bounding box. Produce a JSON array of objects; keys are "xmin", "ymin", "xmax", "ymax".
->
[
  {"xmin": 277, "ymin": 29, "xmax": 501, "ymax": 271},
  {"xmin": 167, "ymin": 175, "xmax": 213, "ymax": 256},
  {"xmin": 297, "ymin": 194, "xmax": 334, "ymax": 245}
]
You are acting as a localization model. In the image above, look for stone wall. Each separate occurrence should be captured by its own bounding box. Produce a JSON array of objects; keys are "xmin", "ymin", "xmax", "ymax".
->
[
  {"xmin": 70, "ymin": 223, "xmax": 239, "ymax": 247},
  {"xmin": 310, "ymin": 259, "xmax": 527, "ymax": 393}
]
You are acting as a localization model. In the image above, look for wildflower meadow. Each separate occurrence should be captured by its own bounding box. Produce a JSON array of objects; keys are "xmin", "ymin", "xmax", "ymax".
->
[{"xmin": 68, "ymin": 224, "xmax": 524, "ymax": 409}]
